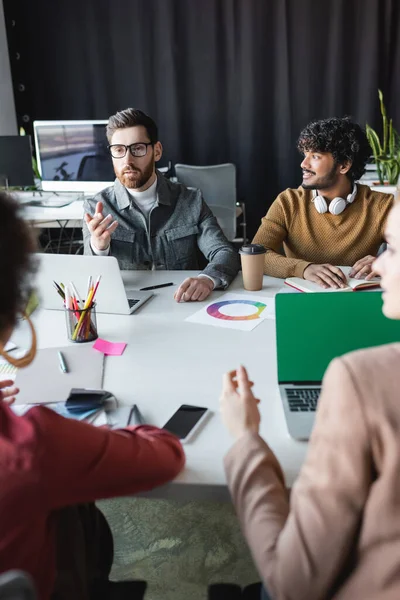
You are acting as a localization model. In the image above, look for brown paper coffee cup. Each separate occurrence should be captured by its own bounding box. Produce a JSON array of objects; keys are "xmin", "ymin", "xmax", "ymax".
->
[{"xmin": 239, "ymin": 244, "xmax": 266, "ymax": 291}]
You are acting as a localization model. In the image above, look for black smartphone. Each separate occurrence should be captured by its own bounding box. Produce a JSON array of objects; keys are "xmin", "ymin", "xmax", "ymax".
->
[{"xmin": 162, "ymin": 404, "xmax": 210, "ymax": 442}]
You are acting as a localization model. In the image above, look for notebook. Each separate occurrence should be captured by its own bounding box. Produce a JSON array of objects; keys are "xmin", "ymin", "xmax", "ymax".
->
[
  {"xmin": 285, "ymin": 266, "xmax": 381, "ymax": 293},
  {"xmin": 14, "ymin": 345, "xmax": 105, "ymax": 404},
  {"xmin": 275, "ymin": 292, "xmax": 400, "ymax": 441}
]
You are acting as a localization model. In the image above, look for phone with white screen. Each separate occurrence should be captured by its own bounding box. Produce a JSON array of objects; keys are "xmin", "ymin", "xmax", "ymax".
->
[{"xmin": 162, "ymin": 404, "xmax": 210, "ymax": 443}]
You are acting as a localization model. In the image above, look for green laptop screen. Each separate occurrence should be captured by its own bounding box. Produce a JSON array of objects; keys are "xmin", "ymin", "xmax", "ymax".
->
[{"xmin": 276, "ymin": 292, "xmax": 400, "ymax": 383}]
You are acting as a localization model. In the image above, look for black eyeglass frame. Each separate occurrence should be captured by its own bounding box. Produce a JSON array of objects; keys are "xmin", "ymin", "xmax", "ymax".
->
[{"xmin": 108, "ymin": 142, "xmax": 154, "ymax": 158}]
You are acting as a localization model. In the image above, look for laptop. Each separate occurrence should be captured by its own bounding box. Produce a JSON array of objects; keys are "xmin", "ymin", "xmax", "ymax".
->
[
  {"xmin": 276, "ymin": 292, "xmax": 400, "ymax": 440},
  {"xmin": 35, "ymin": 254, "xmax": 153, "ymax": 315}
]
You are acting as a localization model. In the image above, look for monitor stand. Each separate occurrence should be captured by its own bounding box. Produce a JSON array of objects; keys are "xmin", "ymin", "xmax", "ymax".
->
[{"xmin": 0, "ymin": 174, "xmax": 9, "ymax": 189}]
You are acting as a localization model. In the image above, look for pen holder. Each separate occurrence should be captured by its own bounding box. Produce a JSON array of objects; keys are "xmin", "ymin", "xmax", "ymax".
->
[{"xmin": 65, "ymin": 302, "xmax": 98, "ymax": 343}]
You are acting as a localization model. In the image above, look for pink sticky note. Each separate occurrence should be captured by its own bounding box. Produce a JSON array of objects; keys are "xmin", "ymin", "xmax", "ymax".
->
[{"xmin": 93, "ymin": 338, "xmax": 127, "ymax": 356}]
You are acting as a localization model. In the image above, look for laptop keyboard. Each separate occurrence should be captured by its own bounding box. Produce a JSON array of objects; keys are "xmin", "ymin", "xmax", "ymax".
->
[
  {"xmin": 128, "ymin": 299, "xmax": 140, "ymax": 308},
  {"xmin": 286, "ymin": 388, "xmax": 321, "ymax": 412}
]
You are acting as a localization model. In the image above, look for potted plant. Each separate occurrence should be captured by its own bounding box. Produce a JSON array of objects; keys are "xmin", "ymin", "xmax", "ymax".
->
[{"xmin": 366, "ymin": 90, "xmax": 400, "ymax": 185}]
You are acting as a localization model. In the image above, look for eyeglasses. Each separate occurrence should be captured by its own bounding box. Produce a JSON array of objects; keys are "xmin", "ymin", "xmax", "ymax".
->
[{"xmin": 108, "ymin": 142, "xmax": 153, "ymax": 159}]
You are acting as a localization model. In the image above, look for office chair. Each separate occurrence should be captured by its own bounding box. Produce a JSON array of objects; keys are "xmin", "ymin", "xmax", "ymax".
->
[
  {"xmin": 0, "ymin": 571, "xmax": 36, "ymax": 600},
  {"xmin": 174, "ymin": 163, "xmax": 246, "ymax": 242},
  {"xmin": 208, "ymin": 582, "xmax": 262, "ymax": 599},
  {"xmin": 77, "ymin": 154, "xmax": 115, "ymax": 181}
]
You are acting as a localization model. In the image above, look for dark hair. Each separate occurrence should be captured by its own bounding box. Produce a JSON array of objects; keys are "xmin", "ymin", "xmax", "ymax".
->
[
  {"xmin": 297, "ymin": 117, "xmax": 372, "ymax": 181},
  {"xmin": 106, "ymin": 108, "xmax": 158, "ymax": 144},
  {"xmin": 0, "ymin": 192, "xmax": 36, "ymax": 333}
]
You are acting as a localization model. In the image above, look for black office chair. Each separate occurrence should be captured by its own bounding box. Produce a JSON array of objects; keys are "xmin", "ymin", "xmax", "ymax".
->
[
  {"xmin": 208, "ymin": 582, "xmax": 262, "ymax": 599},
  {"xmin": 0, "ymin": 571, "xmax": 36, "ymax": 600},
  {"xmin": 76, "ymin": 154, "xmax": 115, "ymax": 181},
  {"xmin": 90, "ymin": 579, "xmax": 147, "ymax": 600}
]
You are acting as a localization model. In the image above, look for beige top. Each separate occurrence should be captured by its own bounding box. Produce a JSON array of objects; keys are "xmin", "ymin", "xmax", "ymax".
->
[
  {"xmin": 252, "ymin": 184, "xmax": 393, "ymax": 279},
  {"xmin": 225, "ymin": 343, "xmax": 400, "ymax": 600}
]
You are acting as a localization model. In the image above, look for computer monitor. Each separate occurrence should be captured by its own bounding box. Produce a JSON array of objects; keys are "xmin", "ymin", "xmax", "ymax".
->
[
  {"xmin": 0, "ymin": 135, "xmax": 35, "ymax": 187},
  {"xmin": 33, "ymin": 120, "xmax": 115, "ymax": 193}
]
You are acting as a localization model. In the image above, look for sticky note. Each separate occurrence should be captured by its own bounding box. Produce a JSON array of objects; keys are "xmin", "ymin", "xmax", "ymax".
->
[{"xmin": 93, "ymin": 338, "xmax": 127, "ymax": 356}]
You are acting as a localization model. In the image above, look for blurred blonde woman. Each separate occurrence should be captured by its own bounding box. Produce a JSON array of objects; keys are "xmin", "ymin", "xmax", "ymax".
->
[{"xmin": 220, "ymin": 200, "xmax": 400, "ymax": 600}]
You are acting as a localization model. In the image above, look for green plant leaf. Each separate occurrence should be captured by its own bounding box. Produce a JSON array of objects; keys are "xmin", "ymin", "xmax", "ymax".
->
[
  {"xmin": 32, "ymin": 156, "xmax": 42, "ymax": 180},
  {"xmin": 378, "ymin": 89, "xmax": 386, "ymax": 117},
  {"xmin": 389, "ymin": 119, "xmax": 395, "ymax": 156},
  {"xmin": 383, "ymin": 115, "xmax": 388, "ymax": 155},
  {"xmin": 389, "ymin": 162, "xmax": 400, "ymax": 185},
  {"xmin": 366, "ymin": 125, "xmax": 382, "ymax": 158}
]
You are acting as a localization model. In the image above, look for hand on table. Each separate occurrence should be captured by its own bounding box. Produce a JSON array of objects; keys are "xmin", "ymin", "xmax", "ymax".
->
[
  {"xmin": 174, "ymin": 277, "xmax": 214, "ymax": 302},
  {"xmin": 349, "ymin": 255, "xmax": 379, "ymax": 280},
  {"xmin": 84, "ymin": 201, "xmax": 119, "ymax": 251},
  {"xmin": 0, "ymin": 379, "xmax": 19, "ymax": 405},
  {"xmin": 220, "ymin": 366, "xmax": 260, "ymax": 440},
  {"xmin": 303, "ymin": 263, "xmax": 348, "ymax": 289}
]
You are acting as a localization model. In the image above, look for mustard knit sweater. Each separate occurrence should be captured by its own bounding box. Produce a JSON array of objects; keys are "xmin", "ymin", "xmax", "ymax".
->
[{"xmin": 252, "ymin": 184, "xmax": 393, "ymax": 279}]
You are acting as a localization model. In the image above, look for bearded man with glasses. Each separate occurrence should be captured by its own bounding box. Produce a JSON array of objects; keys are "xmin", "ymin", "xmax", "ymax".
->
[{"xmin": 83, "ymin": 108, "xmax": 239, "ymax": 302}]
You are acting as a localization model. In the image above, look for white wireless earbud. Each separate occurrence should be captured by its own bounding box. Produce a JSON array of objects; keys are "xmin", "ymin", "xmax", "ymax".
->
[{"xmin": 312, "ymin": 184, "xmax": 357, "ymax": 215}]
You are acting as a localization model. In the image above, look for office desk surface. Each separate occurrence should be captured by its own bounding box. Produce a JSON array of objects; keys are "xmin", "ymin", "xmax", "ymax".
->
[
  {"xmin": 18, "ymin": 271, "xmax": 307, "ymax": 501},
  {"xmin": 21, "ymin": 200, "xmax": 84, "ymax": 227}
]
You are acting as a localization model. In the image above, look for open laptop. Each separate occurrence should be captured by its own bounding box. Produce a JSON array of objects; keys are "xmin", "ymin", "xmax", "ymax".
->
[
  {"xmin": 276, "ymin": 292, "xmax": 400, "ymax": 440},
  {"xmin": 36, "ymin": 254, "xmax": 153, "ymax": 315}
]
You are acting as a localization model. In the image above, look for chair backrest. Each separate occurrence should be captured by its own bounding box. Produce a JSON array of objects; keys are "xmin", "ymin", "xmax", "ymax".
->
[
  {"xmin": 77, "ymin": 154, "xmax": 115, "ymax": 181},
  {"xmin": 174, "ymin": 163, "xmax": 237, "ymax": 240},
  {"xmin": 0, "ymin": 571, "xmax": 36, "ymax": 600}
]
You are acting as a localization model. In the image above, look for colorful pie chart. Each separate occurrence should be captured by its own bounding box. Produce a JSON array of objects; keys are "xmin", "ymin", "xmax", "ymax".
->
[{"xmin": 206, "ymin": 299, "xmax": 267, "ymax": 321}]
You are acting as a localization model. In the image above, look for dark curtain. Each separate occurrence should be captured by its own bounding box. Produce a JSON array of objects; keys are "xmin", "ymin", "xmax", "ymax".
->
[{"xmin": 4, "ymin": 0, "xmax": 400, "ymax": 237}]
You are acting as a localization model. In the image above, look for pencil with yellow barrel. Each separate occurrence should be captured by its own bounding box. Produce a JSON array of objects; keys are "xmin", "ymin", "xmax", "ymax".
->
[{"xmin": 71, "ymin": 276, "xmax": 101, "ymax": 342}]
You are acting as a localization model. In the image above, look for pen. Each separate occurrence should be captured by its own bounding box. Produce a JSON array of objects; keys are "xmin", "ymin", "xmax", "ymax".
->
[
  {"xmin": 139, "ymin": 282, "xmax": 174, "ymax": 291},
  {"xmin": 57, "ymin": 351, "xmax": 68, "ymax": 374},
  {"xmin": 130, "ymin": 404, "xmax": 146, "ymax": 425},
  {"xmin": 70, "ymin": 281, "xmax": 82, "ymax": 306},
  {"xmin": 53, "ymin": 283, "xmax": 64, "ymax": 301},
  {"xmin": 53, "ymin": 281, "xmax": 65, "ymax": 298}
]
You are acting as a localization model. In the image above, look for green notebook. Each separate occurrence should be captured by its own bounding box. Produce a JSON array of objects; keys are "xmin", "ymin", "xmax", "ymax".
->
[{"xmin": 276, "ymin": 292, "xmax": 400, "ymax": 383}]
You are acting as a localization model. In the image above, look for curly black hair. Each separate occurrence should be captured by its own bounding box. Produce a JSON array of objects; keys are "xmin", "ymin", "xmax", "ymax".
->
[
  {"xmin": 297, "ymin": 117, "xmax": 372, "ymax": 182},
  {"xmin": 0, "ymin": 192, "xmax": 37, "ymax": 334}
]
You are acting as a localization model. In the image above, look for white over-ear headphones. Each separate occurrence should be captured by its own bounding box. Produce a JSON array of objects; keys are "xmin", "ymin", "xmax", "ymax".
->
[{"xmin": 312, "ymin": 184, "xmax": 357, "ymax": 215}]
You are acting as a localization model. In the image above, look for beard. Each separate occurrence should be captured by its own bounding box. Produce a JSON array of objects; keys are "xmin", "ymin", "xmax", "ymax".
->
[
  {"xmin": 302, "ymin": 163, "xmax": 339, "ymax": 190},
  {"xmin": 117, "ymin": 160, "xmax": 154, "ymax": 189}
]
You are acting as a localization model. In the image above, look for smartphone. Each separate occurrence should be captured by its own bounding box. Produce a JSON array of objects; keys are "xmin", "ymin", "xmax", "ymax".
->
[{"xmin": 162, "ymin": 404, "xmax": 210, "ymax": 443}]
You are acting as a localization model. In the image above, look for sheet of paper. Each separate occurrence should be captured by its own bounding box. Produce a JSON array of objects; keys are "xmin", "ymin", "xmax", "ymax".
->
[
  {"xmin": 93, "ymin": 338, "xmax": 127, "ymax": 356},
  {"xmin": 14, "ymin": 345, "xmax": 105, "ymax": 404},
  {"xmin": 4, "ymin": 341, "xmax": 17, "ymax": 352},
  {"xmin": 0, "ymin": 349, "xmax": 26, "ymax": 381},
  {"xmin": 186, "ymin": 293, "xmax": 275, "ymax": 331}
]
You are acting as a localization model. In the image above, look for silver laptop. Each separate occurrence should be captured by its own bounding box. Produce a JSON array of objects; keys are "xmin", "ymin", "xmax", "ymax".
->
[
  {"xmin": 275, "ymin": 292, "xmax": 400, "ymax": 441},
  {"xmin": 35, "ymin": 254, "xmax": 153, "ymax": 315}
]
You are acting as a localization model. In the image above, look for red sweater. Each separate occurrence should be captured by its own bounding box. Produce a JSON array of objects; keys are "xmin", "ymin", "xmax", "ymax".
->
[{"xmin": 0, "ymin": 400, "xmax": 185, "ymax": 599}]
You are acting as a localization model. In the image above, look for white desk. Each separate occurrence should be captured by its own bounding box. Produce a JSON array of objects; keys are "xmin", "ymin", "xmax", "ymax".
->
[
  {"xmin": 15, "ymin": 271, "xmax": 307, "ymax": 502},
  {"xmin": 20, "ymin": 199, "xmax": 84, "ymax": 228}
]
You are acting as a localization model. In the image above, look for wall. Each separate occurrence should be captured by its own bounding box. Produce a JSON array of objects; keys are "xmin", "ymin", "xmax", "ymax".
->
[
  {"xmin": 0, "ymin": 0, "xmax": 17, "ymax": 135},
  {"xmin": 4, "ymin": 0, "xmax": 400, "ymax": 236}
]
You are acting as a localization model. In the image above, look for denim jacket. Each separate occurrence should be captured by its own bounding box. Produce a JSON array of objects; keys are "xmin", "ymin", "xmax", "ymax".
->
[{"xmin": 82, "ymin": 172, "xmax": 240, "ymax": 288}]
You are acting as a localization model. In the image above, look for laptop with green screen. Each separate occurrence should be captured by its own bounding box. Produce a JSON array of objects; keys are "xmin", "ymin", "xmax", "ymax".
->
[{"xmin": 275, "ymin": 292, "xmax": 400, "ymax": 440}]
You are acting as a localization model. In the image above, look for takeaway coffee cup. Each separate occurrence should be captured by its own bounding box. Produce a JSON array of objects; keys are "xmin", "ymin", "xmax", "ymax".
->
[{"xmin": 239, "ymin": 244, "xmax": 266, "ymax": 291}]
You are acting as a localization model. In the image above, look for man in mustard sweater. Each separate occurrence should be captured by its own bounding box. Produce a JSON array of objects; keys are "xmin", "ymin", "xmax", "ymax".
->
[{"xmin": 253, "ymin": 117, "xmax": 394, "ymax": 288}]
